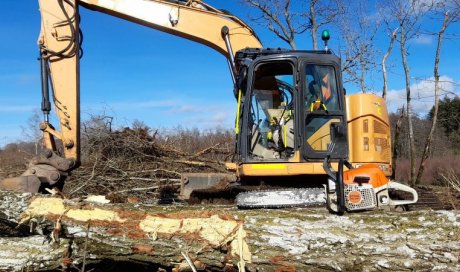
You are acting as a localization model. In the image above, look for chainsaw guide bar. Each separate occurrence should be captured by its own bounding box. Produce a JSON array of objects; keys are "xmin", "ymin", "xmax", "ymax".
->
[{"xmin": 236, "ymin": 188, "xmax": 326, "ymax": 209}]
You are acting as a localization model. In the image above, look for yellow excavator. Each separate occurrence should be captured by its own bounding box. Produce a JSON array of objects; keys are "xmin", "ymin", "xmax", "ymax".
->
[{"xmin": 0, "ymin": 0, "xmax": 417, "ymax": 213}]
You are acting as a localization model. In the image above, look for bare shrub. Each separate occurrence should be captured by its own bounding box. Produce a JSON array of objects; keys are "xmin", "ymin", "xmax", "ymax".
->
[
  {"xmin": 440, "ymin": 169, "xmax": 460, "ymax": 193},
  {"xmin": 65, "ymin": 119, "xmax": 234, "ymax": 202},
  {"xmin": 156, "ymin": 126, "xmax": 234, "ymax": 161},
  {"xmin": 0, "ymin": 142, "xmax": 37, "ymax": 179},
  {"xmin": 396, "ymin": 156, "xmax": 460, "ymax": 185}
]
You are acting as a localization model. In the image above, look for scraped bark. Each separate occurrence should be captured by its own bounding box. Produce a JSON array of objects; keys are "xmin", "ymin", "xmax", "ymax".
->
[
  {"xmin": 391, "ymin": 106, "xmax": 405, "ymax": 180},
  {"xmin": 1, "ymin": 190, "xmax": 460, "ymax": 272}
]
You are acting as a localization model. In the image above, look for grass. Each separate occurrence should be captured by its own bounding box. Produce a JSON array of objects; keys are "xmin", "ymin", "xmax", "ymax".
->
[{"xmin": 395, "ymin": 155, "xmax": 460, "ymax": 185}]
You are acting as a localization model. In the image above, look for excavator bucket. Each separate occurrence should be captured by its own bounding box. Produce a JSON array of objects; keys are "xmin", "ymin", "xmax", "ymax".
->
[
  {"xmin": 180, "ymin": 173, "xmax": 237, "ymax": 200},
  {"xmin": 0, "ymin": 176, "xmax": 41, "ymax": 193}
]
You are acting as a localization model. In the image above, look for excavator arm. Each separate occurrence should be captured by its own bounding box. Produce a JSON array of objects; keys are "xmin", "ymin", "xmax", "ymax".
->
[{"xmin": 0, "ymin": 0, "xmax": 262, "ymax": 192}]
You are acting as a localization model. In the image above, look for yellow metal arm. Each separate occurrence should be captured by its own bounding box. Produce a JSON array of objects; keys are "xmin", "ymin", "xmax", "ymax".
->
[
  {"xmin": 0, "ymin": 0, "xmax": 265, "ymax": 192},
  {"xmin": 37, "ymin": 0, "xmax": 263, "ymax": 163},
  {"xmin": 80, "ymin": 0, "xmax": 263, "ymax": 56}
]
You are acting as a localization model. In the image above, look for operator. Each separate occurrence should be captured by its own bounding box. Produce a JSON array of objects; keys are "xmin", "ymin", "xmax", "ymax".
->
[{"xmin": 308, "ymin": 68, "xmax": 332, "ymax": 112}]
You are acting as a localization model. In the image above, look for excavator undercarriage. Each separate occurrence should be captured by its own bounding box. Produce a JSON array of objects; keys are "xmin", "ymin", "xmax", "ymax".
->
[{"xmin": 180, "ymin": 155, "xmax": 418, "ymax": 213}]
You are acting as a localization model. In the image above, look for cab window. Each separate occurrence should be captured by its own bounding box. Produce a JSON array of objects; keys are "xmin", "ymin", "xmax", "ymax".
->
[{"xmin": 305, "ymin": 65, "xmax": 339, "ymax": 112}]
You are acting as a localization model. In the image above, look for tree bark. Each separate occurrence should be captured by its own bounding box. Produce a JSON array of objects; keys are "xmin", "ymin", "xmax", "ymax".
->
[
  {"xmin": 382, "ymin": 28, "xmax": 398, "ymax": 100},
  {"xmin": 415, "ymin": 12, "xmax": 449, "ymax": 185},
  {"xmin": 1, "ymin": 190, "xmax": 460, "ymax": 272},
  {"xmin": 391, "ymin": 106, "xmax": 405, "ymax": 180},
  {"xmin": 399, "ymin": 25, "xmax": 417, "ymax": 186},
  {"xmin": 359, "ymin": 53, "xmax": 366, "ymax": 93},
  {"xmin": 310, "ymin": 0, "xmax": 318, "ymax": 50}
]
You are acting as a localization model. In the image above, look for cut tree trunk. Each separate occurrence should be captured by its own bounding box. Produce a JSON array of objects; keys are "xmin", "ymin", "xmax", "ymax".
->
[{"xmin": 1, "ymin": 190, "xmax": 460, "ymax": 271}]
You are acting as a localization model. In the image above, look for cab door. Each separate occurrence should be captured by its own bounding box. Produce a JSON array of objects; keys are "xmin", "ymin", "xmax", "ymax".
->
[
  {"xmin": 240, "ymin": 59, "xmax": 298, "ymax": 162},
  {"xmin": 300, "ymin": 59, "xmax": 348, "ymax": 160}
]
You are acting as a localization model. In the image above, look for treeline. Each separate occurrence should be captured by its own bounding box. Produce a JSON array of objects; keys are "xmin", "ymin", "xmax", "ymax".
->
[{"xmin": 391, "ymin": 96, "xmax": 460, "ymax": 184}]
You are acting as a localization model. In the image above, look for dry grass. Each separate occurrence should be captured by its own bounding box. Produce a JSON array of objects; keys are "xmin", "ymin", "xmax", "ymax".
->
[
  {"xmin": 440, "ymin": 169, "xmax": 460, "ymax": 193},
  {"xmin": 395, "ymin": 155, "xmax": 460, "ymax": 185}
]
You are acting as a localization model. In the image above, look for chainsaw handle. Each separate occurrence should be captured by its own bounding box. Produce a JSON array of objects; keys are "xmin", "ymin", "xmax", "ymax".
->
[
  {"xmin": 323, "ymin": 155, "xmax": 336, "ymax": 181},
  {"xmin": 336, "ymin": 159, "xmax": 346, "ymax": 214}
]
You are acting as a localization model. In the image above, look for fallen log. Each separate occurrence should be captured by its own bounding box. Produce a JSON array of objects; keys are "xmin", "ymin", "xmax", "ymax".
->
[{"xmin": 0, "ymin": 190, "xmax": 459, "ymax": 271}]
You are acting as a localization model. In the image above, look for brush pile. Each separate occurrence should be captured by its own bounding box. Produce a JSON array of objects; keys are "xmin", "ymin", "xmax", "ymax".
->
[{"xmin": 66, "ymin": 118, "xmax": 235, "ymax": 202}]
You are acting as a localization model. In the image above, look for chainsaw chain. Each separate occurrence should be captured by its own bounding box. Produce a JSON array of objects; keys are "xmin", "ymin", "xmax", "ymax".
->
[{"xmin": 236, "ymin": 188, "xmax": 326, "ymax": 209}]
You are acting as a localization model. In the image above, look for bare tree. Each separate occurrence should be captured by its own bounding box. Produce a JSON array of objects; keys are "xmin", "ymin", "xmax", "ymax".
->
[
  {"xmin": 391, "ymin": 106, "xmax": 405, "ymax": 180},
  {"xmin": 241, "ymin": 0, "xmax": 343, "ymax": 49},
  {"xmin": 416, "ymin": 1, "xmax": 460, "ymax": 184},
  {"xmin": 385, "ymin": 0, "xmax": 431, "ymax": 186},
  {"xmin": 308, "ymin": 0, "xmax": 344, "ymax": 49},
  {"xmin": 21, "ymin": 110, "xmax": 44, "ymax": 155},
  {"xmin": 381, "ymin": 28, "xmax": 398, "ymax": 99},
  {"xmin": 339, "ymin": 1, "xmax": 379, "ymax": 91},
  {"xmin": 242, "ymin": 0, "xmax": 305, "ymax": 49}
]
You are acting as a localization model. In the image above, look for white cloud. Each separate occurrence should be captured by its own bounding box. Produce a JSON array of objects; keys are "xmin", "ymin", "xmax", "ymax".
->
[
  {"xmin": 412, "ymin": 34, "xmax": 433, "ymax": 45},
  {"xmin": 386, "ymin": 76, "xmax": 459, "ymax": 115},
  {"xmin": 168, "ymin": 104, "xmax": 201, "ymax": 114},
  {"xmin": 185, "ymin": 110, "xmax": 230, "ymax": 126},
  {"xmin": 107, "ymin": 99, "xmax": 177, "ymax": 110},
  {"xmin": 84, "ymin": 96, "xmax": 236, "ymax": 130}
]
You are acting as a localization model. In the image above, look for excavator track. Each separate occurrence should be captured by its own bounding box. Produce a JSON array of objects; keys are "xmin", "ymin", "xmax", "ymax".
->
[
  {"xmin": 389, "ymin": 186, "xmax": 449, "ymax": 210},
  {"xmin": 236, "ymin": 188, "xmax": 326, "ymax": 209},
  {"xmin": 408, "ymin": 186, "xmax": 454, "ymax": 210}
]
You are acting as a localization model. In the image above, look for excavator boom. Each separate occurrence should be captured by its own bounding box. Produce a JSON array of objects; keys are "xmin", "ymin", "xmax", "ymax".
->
[
  {"xmin": 0, "ymin": 0, "xmax": 262, "ymax": 192},
  {"xmin": 38, "ymin": 0, "xmax": 262, "ymax": 164},
  {"xmin": 80, "ymin": 0, "xmax": 262, "ymax": 56}
]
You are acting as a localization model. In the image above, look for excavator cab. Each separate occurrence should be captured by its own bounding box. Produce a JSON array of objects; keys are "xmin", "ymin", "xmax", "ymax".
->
[
  {"xmin": 234, "ymin": 49, "xmax": 348, "ymax": 169},
  {"xmin": 182, "ymin": 49, "xmax": 351, "ymax": 203}
]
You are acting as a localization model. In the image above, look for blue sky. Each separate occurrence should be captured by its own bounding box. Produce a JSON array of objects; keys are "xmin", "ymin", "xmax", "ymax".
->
[{"xmin": 0, "ymin": 0, "xmax": 459, "ymax": 146}]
